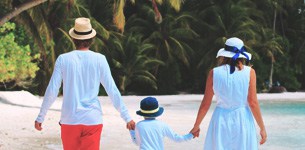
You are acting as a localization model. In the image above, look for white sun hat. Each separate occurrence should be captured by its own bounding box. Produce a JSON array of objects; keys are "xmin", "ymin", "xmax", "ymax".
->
[
  {"xmin": 216, "ymin": 37, "xmax": 252, "ymax": 60},
  {"xmin": 69, "ymin": 17, "xmax": 96, "ymax": 40}
]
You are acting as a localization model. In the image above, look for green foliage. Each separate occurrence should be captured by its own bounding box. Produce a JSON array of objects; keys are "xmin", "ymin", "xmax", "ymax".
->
[
  {"xmin": 109, "ymin": 33, "xmax": 164, "ymax": 94},
  {"xmin": 0, "ymin": 22, "xmax": 39, "ymax": 88},
  {"xmin": 1, "ymin": 0, "xmax": 305, "ymax": 94}
]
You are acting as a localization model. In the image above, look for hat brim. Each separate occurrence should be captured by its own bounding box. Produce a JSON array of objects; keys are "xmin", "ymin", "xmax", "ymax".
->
[
  {"xmin": 69, "ymin": 28, "xmax": 96, "ymax": 40},
  {"xmin": 136, "ymin": 107, "xmax": 164, "ymax": 117},
  {"xmin": 216, "ymin": 48, "xmax": 252, "ymax": 60}
]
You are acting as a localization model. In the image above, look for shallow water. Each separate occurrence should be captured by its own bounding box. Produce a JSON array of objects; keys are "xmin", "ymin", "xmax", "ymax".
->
[{"xmin": 259, "ymin": 101, "xmax": 305, "ymax": 150}]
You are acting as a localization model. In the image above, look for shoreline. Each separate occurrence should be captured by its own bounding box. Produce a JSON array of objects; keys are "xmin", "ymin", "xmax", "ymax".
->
[
  {"xmin": 121, "ymin": 92, "xmax": 305, "ymax": 101},
  {"xmin": 2, "ymin": 91, "xmax": 305, "ymax": 114},
  {"xmin": 1, "ymin": 91, "xmax": 305, "ymax": 110},
  {"xmin": 1, "ymin": 91, "xmax": 305, "ymax": 150}
]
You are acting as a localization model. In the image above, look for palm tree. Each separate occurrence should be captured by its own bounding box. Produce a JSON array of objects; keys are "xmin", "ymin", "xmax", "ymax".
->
[
  {"xmin": 0, "ymin": 0, "xmax": 47, "ymax": 26},
  {"xmin": 267, "ymin": 0, "xmax": 303, "ymax": 90},
  {"xmin": 109, "ymin": 33, "xmax": 164, "ymax": 94},
  {"xmin": 189, "ymin": 0, "xmax": 261, "ymax": 91},
  {"xmin": 250, "ymin": 28, "xmax": 285, "ymax": 89},
  {"xmin": 124, "ymin": 2, "xmax": 198, "ymax": 93},
  {"xmin": 252, "ymin": 0, "xmax": 299, "ymax": 89},
  {"xmin": 128, "ymin": 3, "xmax": 198, "ymax": 65},
  {"xmin": 113, "ymin": 0, "xmax": 184, "ymax": 32},
  {"xmin": 1, "ymin": 0, "xmax": 111, "ymax": 95},
  {"xmin": 1, "ymin": 0, "xmax": 55, "ymax": 94}
]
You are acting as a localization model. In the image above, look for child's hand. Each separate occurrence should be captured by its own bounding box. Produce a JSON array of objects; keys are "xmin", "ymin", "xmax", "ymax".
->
[{"xmin": 190, "ymin": 126, "xmax": 200, "ymax": 138}]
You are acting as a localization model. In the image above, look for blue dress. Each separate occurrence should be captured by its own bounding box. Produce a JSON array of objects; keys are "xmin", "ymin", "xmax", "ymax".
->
[{"xmin": 204, "ymin": 65, "xmax": 258, "ymax": 150}]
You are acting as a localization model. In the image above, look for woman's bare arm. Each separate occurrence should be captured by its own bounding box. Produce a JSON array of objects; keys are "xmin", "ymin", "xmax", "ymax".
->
[
  {"xmin": 248, "ymin": 68, "xmax": 267, "ymax": 144},
  {"xmin": 190, "ymin": 70, "xmax": 214, "ymax": 137}
]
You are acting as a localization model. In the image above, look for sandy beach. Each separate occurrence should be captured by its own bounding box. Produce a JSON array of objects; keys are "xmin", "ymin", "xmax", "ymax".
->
[{"xmin": 0, "ymin": 91, "xmax": 305, "ymax": 150}]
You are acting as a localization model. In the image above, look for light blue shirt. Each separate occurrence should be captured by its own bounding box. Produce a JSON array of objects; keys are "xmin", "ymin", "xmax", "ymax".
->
[
  {"xmin": 36, "ymin": 50, "xmax": 131, "ymax": 125},
  {"xmin": 130, "ymin": 119, "xmax": 193, "ymax": 150}
]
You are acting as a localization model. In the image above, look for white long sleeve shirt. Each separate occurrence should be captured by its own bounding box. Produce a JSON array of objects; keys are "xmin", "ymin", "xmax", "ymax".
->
[
  {"xmin": 36, "ymin": 50, "xmax": 131, "ymax": 125},
  {"xmin": 130, "ymin": 119, "xmax": 193, "ymax": 150}
]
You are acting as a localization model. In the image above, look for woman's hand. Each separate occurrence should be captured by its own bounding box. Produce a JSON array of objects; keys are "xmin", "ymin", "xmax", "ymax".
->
[
  {"xmin": 190, "ymin": 126, "xmax": 200, "ymax": 138},
  {"xmin": 260, "ymin": 128, "xmax": 267, "ymax": 145}
]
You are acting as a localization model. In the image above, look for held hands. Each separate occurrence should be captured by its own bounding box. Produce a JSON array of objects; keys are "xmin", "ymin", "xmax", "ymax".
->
[
  {"xmin": 190, "ymin": 126, "xmax": 200, "ymax": 138},
  {"xmin": 126, "ymin": 120, "xmax": 136, "ymax": 130},
  {"xmin": 34, "ymin": 121, "xmax": 43, "ymax": 131}
]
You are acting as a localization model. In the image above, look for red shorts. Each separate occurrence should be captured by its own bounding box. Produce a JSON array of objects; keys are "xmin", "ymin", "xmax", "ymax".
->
[{"xmin": 61, "ymin": 124, "xmax": 103, "ymax": 150}]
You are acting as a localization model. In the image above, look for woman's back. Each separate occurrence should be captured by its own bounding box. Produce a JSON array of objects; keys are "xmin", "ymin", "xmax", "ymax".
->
[
  {"xmin": 191, "ymin": 37, "xmax": 266, "ymax": 150},
  {"xmin": 213, "ymin": 64, "xmax": 251, "ymax": 109}
]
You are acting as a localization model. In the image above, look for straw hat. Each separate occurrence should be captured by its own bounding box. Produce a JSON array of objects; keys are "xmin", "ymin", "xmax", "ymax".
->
[
  {"xmin": 216, "ymin": 37, "xmax": 252, "ymax": 60},
  {"xmin": 136, "ymin": 97, "xmax": 164, "ymax": 117},
  {"xmin": 69, "ymin": 17, "xmax": 96, "ymax": 40}
]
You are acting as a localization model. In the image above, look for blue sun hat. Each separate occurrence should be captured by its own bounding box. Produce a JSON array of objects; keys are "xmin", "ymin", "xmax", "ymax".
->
[
  {"xmin": 136, "ymin": 97, "xmax": 164, "ymax": 117},
  {"xmin": 216, "ymin": 37, "xmax": 252, "ymax": 74}
]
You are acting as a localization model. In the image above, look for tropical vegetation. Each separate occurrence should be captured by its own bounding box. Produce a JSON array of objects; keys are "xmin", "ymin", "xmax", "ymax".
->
[{"xmin": 0, "ymin": 0, "xmax": 304, "ymax": 95}]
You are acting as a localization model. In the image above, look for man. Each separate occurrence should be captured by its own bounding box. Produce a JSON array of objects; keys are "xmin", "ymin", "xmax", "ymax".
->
[{"xmin": 34, "ymin": 17, "xmax": 135, "ymax": 150}]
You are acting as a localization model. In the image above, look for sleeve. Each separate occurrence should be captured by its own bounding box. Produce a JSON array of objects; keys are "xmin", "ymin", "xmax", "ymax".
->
[
  {"xmin": 164, "ymin": 124, "xmax": 193, "ymax": 142},
  {"xmin": 36, "ymin": 55, "xmax": 63, "ymax": 123},
  {"xmin": 99, "ymin": 55, "xmax": 132, "ymax": 123},
  {"xmin": 129, "ymin": 129, "xmax": 140, "ymax": 145}
]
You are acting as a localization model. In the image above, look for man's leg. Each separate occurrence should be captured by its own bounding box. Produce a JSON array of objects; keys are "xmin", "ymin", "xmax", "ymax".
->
[
  {"xmin": 80, "ymin": 124, "xmax": 103, "ymax": 150},
  {"xmin": 61, "ymin": 124, "xmax": 82, "ymax": 150}
]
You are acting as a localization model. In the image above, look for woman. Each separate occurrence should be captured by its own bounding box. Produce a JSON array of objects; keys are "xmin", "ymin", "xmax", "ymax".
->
[{"xmin": 190, "ymin": 37, "xmax": 267, "ymax": 150}]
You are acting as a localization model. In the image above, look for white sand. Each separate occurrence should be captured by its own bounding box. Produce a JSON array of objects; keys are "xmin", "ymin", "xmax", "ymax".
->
[{"xmin": 0, "ymin": 91, "xmax": 305, "ymax": 150}]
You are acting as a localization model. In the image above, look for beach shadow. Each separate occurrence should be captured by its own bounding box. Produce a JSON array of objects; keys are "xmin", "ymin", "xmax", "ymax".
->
[{"xmin": 0, "ymin": 97, "xmax": 60, "ymax": 112}]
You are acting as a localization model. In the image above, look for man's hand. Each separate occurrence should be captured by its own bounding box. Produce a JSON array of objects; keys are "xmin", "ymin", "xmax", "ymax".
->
[
  {"xmin": 34, "ymin": 121, "xmax": 43, "ymax": 131},
  {"xmin": 126, "ymin": 120, "xmax": 135, "ymax": 130}
]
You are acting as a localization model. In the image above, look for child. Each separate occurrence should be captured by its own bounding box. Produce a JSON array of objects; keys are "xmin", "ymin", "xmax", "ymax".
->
[{"xmin": 130, "ymin": 97, "xmax": 197, "ymax": 150}]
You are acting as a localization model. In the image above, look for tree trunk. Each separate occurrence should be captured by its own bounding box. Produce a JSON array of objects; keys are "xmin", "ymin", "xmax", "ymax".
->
[
  {"xmin": 269, "ymin": 8, "xmax": 277, "ymax": 89},
  {"xmin": 269, "ymin": 61, "xmax": 274, "ymax": 88},
  {"xmin": 120, "ymin": 76, "xmax": 126, "ymax": 94},
  {"xmin": 272, "ymin": 9, "xmax": 277, "ymax": 36},
  {"xmin": 151, "ymin": 0, "xmax": 162, "ymax": 24},
  {"xmin": 0, "ymin": 0, "xmax": 47, "ymax": 26}
]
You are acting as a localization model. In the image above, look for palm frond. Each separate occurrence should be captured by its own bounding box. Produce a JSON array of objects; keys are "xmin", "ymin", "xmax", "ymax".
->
[
  {"xmin": 113, "ymin": 0, "xmax": 125, "ymax": 32},
  {"xmin": 57, "ymin": 28, "xmax": 75, "ymax": 50},
  {"xmin": 91, "ymin": 18, "xmax": 110, "ymax": 40},
  {"xmin": 168, "ymin": 0, "xmax": 183, "ymax": 12}
]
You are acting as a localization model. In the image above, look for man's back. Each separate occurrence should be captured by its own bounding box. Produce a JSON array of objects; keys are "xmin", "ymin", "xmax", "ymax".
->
[{"xmin": 59, "ymin": 50, "xmax": 105, "ymax": 124}]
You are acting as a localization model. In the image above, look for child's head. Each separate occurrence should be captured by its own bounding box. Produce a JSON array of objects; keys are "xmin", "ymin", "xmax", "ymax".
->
[{"xmin": 136, "ymin": 97, "xmax": 164, "ymax": 118}]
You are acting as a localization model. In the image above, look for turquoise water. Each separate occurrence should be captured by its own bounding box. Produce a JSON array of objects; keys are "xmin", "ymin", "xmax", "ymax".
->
[
  {"xmin": 260, "ymin": 101, "xmax": 305, "ymax": 115},
  {"xmin": 259, "ymin": 101, "xmax": 305, "ymax": 150}
]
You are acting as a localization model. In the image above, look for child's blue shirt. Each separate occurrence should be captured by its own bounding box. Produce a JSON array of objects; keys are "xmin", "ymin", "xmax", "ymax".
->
[{"xmin": 130, "ymin": 119, "xmax": 193, "ymax": 150}]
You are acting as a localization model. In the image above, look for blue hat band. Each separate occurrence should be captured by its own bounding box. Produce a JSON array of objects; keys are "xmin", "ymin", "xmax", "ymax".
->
[{"xmin": 224, "ymin": 44, "xmax": 250, "ymax": 74}]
